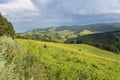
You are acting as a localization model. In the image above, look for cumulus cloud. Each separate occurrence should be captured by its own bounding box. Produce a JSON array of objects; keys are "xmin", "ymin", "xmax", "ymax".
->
[
  {"xmin": 73, "ymin": 0, "xmax": 120, "ymax": 15},
  {"xmin": 0, "ymin": 0, "xmax": 39, "ymax": 22},
  {"xmin": 1, "ymin": 0, "xmax": 36, "ymax": 10}
]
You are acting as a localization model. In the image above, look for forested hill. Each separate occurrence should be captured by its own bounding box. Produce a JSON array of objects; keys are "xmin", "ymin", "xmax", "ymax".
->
[
  {"xmin": 66, "ymin": 30, "xmax": 120, "ymax": 54},
  {"xmin": 0, "ymin": 13, "xmax": 15, "ymax": 38},
  {"xmin": 29, "ymin": 23, "xmax": 120, "ymax": 33},
  {"xmin": 17, "ymin": 23, "xmax": 120, "ymax": 42},
  {"xmin": 56, "ymin": 23, "xmax": 120, "ymax": 33}
]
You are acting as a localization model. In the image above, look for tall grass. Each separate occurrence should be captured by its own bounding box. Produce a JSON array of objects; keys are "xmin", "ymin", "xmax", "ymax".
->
[
  {"xmin": 17, "ymin": 39, "xmax": 120, "ymax": 80},
  {"xmin": 0, "ymin": 36, "xmax": 120, "ymax": 80},
  {"xmin": 0, "ymin": 36, "xmax": 44, "ymax": 80}
]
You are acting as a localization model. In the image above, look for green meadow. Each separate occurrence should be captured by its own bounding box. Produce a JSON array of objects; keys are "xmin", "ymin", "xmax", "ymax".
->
[{"xmin": 0, "ymin": 36, "xmax": 120, "ymax": 80}]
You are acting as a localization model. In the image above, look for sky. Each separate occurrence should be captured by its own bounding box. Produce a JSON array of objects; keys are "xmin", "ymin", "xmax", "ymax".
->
[{"xmin": 1, "ymin": 0, "xmax": 120, "ymax": 32}]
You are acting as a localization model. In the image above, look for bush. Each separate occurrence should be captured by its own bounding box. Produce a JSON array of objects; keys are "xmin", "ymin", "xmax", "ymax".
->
[{"xmin": 0, "ymin": 36, "xmax": 44, "ymax": 80}]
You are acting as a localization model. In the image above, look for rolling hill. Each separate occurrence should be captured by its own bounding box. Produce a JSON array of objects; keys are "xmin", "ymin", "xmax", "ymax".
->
[
  {"xmin": 66, "ymin": 30, "xmax": 120, "ymax": 53},
  {"xmin": 17, "ymin": 23, "xmax": 120, "ymax": 43}
]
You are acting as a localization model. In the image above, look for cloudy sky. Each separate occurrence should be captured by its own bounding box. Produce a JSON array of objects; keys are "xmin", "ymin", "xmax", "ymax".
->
[{"xmin": 1, "ymin": 0, "xmax": 120, "ymax": 32}]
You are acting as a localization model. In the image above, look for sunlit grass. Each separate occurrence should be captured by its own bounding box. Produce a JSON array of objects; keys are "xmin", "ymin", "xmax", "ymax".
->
[
  {"xmin": 17, "ymin": 39, "xmax": 120, "ymax": 63},
  {"xmin": 15, "ymin": 39, "xmax": 120, "ymax": 79},
  {"xmin": 1, "ymin": 37, "xmax": 120, "ymax": 80}
]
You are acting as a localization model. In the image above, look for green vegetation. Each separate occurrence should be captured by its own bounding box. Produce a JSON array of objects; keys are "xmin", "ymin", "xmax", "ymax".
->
[
  {"xmin": 1, "ymin": 36, "xmax": 120, "ymax": 80},
  {"xmin": 17, "ymin": 23, "xmax": 120, "ymax": 43},
  {"xmin": 17, "ymin": 27, "xmax": 77, "ymax": 43},
  {"xmin": 0, "ymin": 13, "xmax": 15, "ymax": 38},
  {"xmin": 66, "ymin": 30, "xmax": 120, "ymax": 54},
  {"xmin": 79, "ymin": 29, "xmax": 95, "ymax": 36}
]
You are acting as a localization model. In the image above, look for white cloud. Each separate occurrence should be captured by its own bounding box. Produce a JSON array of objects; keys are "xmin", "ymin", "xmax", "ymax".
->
[
  {"xmin": 37, "ymin": 0, "xmax": 48, "ymax": 6},
  {"xmin": 0, "ymin": 0, "xmax": 38, "ymax": 12},
  {"xmin": 72, "ymin": 0, "xmax": 120, "ymax": 15},
  {"xmin": 44, "ymin": 18, "xmax": 74, "ymax": 23},
  {"xmin": 0, "ymin": 0, "xmax": 39, "ymax": 22}
]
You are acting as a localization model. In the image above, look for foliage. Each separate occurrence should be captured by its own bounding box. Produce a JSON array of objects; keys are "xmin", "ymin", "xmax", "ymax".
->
[
  {"xmin": 17, "ymin": 23, "xmax": 120, "ymax": 43},
  {"xmin": 1, "ymin": 36, "xmax": 120, "ymax": 80},
  {"xmin": 79, "ymin": 29, "xmax": 95, "ymax": 36},
  {"xmin": 17, "ymin": 28, "xmax": 77, "ymax": 43},
  {"xmin": 66, "ymin": 30, "xmax": 120, "ymax": 54},
  {"xmin": 0, "ymin": 36, "xmax": 44, "ymax": 80},
  {"xmin": 0, "ymin": 13, "xmax": 15, "ymax": 38}
]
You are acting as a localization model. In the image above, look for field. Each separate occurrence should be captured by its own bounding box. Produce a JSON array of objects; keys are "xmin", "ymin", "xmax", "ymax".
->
[
  {"xmin": 79, "ymin": 30, "xmax": 95, "ymax": 36},
  {"xmin": 0, "ymin": 36, "xmax": 120, "ymax": 80}
]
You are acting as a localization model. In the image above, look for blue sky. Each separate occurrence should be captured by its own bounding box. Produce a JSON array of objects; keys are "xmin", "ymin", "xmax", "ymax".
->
[{"xmin": 1, "ymin": 0, "xmax": 120, "ymax": 32}]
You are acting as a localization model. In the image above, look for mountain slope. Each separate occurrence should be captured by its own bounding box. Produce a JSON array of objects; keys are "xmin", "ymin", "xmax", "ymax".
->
[
  {"xmin": 17, "ymin": 23, "xmax": 120, "ymax": 42},
  {"xmin": 66, "ymin": 30, "xmax": 120, "ymax": 53},
  {"xmin": 56, "ymin": 23, "xmax": 120, "ymax": 32},
  {"xmin": 17, "ymin": 39, "xmax": 120, "ymax": 79},
  {"xmin": 1, "ymin": 36, "xmax": 120, "ymax": 79},
  {"xmin": 79, "ymin": 29, "xmax": 95, "ymax": 36},
  {"xmin": 18, "ymin": 39, "xmax": 120, "ymax": 61}
]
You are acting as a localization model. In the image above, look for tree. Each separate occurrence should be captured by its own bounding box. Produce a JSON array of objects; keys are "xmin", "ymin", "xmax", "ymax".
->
[{"xmin": 0, "ymin": 13, "xmax": 15, "ymax": 38}]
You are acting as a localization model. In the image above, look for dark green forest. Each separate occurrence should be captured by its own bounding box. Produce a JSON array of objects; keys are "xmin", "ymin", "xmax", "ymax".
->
[{"xmin": 0, "ymin": 13, "xmax": 15, "ymax": 38}]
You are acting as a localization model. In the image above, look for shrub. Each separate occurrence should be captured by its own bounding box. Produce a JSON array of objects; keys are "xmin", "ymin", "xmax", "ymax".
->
[{"xmin": 0, "ymin": 36, "xmax": 44, "ymax": 80}]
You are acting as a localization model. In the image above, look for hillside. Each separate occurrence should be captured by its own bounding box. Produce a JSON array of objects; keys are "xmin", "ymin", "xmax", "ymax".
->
[
  {"xmin": 0, "ymin": 13, "xmax": 15, "ymax": 38},
  {"xmin": 17, "ymin": 23, "xmax": 120, "ymax": 42},
  {"xmin": 66, "ymin": 30, "xmax": 120, "ymax": 53},
  {"xmin": 79, "ymin": 29, "xmax": 95, "ymax": 36},
  {"xmin": 1, "ymin": 36, "xmax": 120, "ymax": 80},
  {"xmin": 56, "ymin": 23, "xmax": 120, "ymax": 33}
]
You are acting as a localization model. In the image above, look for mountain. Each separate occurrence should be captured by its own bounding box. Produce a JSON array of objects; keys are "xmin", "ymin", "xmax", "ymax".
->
[
  {"xmin": 0, "ymin": 13, "xmax": 15, "ymax": 38},
  {"xmin": 17, "ymin": 23, "xmax": 120, "ymax": 42},
  {"xmin": 66, "ymin": 30, "xmax": 120, "ymax": 54},
  {"xmin": 56, "ymin": 23, "xmax": 120, "ymax": 33}
]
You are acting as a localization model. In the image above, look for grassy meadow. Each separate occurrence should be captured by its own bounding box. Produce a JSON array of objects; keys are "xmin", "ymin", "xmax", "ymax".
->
[{"xmin": 0, "ymin": 36, "xmax": 120, "ymax": 80}]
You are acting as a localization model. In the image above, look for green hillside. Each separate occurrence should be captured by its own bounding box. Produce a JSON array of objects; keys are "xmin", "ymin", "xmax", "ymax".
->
[
  {"xmin": 67, "ymin": 30, "xmax": 120, "ymax": 53},
  {"xmin": 17, "ymin": 23, "xmax": 120, "ymax": 42},
  {"xmin": 1, "ymin": 36, "xmax": 120, "ymax": 80},
  {"xmin": 79, "ymin": 29, "xmax": 95, "ymax": 36},
  {"xmin": 17, "ymin": 28, "xmax": 77, "ymax": 43}
]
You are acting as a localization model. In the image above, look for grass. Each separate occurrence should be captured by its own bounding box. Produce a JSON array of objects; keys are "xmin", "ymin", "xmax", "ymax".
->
[
  {"xmin": 79, "ymin": 29, "xmax": 95, "ymax": 36},
  {"xmin": 16, "ymin": 39, "xmax": 120, "ymax": 80},
  {"xmin": 1, "ymin": 37, "xmax": 120, "ymax": 80},
  {"xmin": 18, "ymin": 39, "xmax": 120, "ymax": 63}
]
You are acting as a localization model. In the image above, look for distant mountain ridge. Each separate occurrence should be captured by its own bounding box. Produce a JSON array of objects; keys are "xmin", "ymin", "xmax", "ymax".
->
[
  {"xmin": 29, "ymin": 23, "xmax": 120, "ymax": 33},
  {"xmin": 17, "ymin": 22, "xmax": 120, "ymax": 53},
  {"xmin": 17, "ymin": 23, "xmax": 120, "ymax": 42},
  {"xmin": 56, "ymin": 23, "xmax": 120, "ymax": 33}
]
